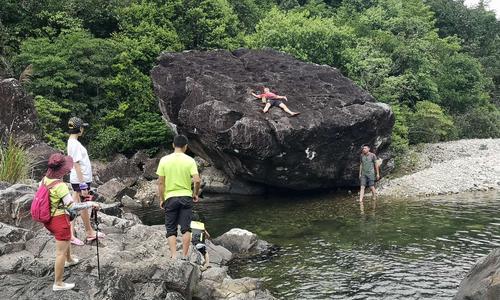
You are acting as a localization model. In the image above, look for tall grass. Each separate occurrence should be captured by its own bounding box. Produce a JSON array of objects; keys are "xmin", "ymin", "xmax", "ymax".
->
[{"xmin": 0, "ymin": 136, "xmax": 32, "ymax": 183}]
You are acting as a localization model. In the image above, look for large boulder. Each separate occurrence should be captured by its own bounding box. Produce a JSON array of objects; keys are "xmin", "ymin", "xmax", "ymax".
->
[
  {"xmin": 454, "ymin": 248, "xmax": 500, "ymax": 300},
  {"xmin": 151, "ymin": 49, "xmax": 394, "ymax": 190},
  {"xmin": 0, "ymin": 78, "xmax": 40, "ymax": 146}
]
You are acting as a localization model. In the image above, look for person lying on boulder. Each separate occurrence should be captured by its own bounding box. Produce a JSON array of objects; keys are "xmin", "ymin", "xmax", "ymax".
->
[{"xmin": 251, "ymin": 87, "xmax": 300, "ymax": 116}]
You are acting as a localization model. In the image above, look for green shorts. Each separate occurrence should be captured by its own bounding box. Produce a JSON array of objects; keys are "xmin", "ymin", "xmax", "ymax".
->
[{"xmin": 360, "ymin": 175, "xmax": 375, "ymax": 187}]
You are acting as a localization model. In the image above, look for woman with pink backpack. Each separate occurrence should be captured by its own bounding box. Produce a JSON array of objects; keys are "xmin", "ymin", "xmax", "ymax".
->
[{"xmin": 37, "ymin": 153, "xmax": 101, "ymax": 291}]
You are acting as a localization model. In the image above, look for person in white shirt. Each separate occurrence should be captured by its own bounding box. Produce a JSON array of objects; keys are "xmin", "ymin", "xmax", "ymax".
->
[{"xmin": 67, "ymin": 117, "xmax": 105, "ymax": 245}]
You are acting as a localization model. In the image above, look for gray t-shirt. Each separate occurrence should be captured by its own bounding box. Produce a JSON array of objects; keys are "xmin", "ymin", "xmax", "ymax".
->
[{"xmin": 360, "ymin": 153, "xmax": 377, "ymax": 178}]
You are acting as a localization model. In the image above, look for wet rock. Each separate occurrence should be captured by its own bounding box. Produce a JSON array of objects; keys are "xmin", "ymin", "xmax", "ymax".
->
[
  {"xmin": 151, "ymin": 49, "xmax": 394, "ymax": 190},
  {"xmin": 454, "ymin": 248, "xmax": 500, "ymax": 300},
  {"xmin": 213, "ymin": 228, "xmax": 272, "ymax": 256}
]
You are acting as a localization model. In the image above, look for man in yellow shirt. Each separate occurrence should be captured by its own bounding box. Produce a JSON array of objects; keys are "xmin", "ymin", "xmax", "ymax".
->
[{"xmin": 157, "ymin": 135, "xmax": 201, "ymax": 260}]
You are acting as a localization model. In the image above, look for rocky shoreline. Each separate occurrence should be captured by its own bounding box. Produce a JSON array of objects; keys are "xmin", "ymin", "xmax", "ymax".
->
[
  {"xmin": 378, "ymin": 139, "xmax": 500, "ymax": 197},
  {"xmin": 0, "ymin": 183, "xmax": 276, "ymax": 300}
]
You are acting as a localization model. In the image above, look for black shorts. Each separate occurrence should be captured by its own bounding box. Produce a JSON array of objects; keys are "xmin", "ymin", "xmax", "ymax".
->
[
  {"xmin": 268, "ymin": 99, "xmax": 283, "ymax": 107},
  {"xmin": 71, "ymin": 182, "xmax": 92, "ymax": 192},
  {"xmin": 164, "ymin": 196, "xmax": 192, "ymax": 238}
]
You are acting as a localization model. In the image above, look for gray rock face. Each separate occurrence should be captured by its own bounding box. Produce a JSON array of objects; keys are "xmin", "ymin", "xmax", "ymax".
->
[
  {"xmin": 95, "ymin": 154, "xmax": 141, "ymax": 184},
  {"xmin": 201, "ymin": 165, "xmax": 266, "ymax": 196},
  {"xmin": 97, "ymin": 178, "xmax": 136, "ymax": 203},
  {"xmin": 454, "ymin": 248, "xmax": 500, "ymax": 300},
  {"xmin": 0, "ymin": 78, "xmax": 40, "ymax": 146},
  {"xmin": 151, "ymin": 49, "xmax": 394, "ymax": 190}
]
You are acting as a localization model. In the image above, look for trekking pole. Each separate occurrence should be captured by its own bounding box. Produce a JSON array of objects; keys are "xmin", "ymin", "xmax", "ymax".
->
[{"xmin": 91, "ymin": 208, "xmax": 101, "ymax": 279}]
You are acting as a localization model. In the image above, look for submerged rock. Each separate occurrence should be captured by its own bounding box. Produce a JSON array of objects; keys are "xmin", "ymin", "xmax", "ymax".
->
[
  {"xmin": 151, "ymin": 49, "xmax": 394, "ymax": 190},
  {"xmin": 454, "ymin": 248, "xmax": 500, "ymax": 300}
]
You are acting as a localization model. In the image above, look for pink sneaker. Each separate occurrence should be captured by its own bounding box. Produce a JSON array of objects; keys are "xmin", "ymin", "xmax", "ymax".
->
[{"xmin": 70, "ymin": 238, "xmax": 84, "ymax": 246}]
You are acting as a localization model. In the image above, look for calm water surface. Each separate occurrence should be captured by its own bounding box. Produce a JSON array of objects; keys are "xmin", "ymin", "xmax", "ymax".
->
[{"xmin": 132, "ymin": 190, "xmax": 500, "ymax": 299}]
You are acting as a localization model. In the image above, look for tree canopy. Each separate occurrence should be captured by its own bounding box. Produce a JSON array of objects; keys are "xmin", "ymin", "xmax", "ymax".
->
[{"xmin": 0, "ymin": 0, "xmax": 498, "ymax": 157}]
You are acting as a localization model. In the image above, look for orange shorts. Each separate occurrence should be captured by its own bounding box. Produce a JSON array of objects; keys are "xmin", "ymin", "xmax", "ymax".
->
[{"xmin": 44, "ymin": 214, "xmax": 71, "ymax": 241}]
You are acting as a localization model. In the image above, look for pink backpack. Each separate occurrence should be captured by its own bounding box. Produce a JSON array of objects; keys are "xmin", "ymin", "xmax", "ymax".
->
[{"xmin": 31, "ymin": 179, "xmax": 62, "ymax": 223}]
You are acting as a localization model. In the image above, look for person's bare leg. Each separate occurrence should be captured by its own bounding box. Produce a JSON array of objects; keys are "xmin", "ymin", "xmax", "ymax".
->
[
  {"xmin": 168, "ymin": 235, "xmax": 177, "ymax": 259},
  {"xmin": 54, "ymin": 241, "xmax": 70, "ymax": 286},
  {"xmin": 279, "ymin": 103, "xmax": 299, "ymax": 115},
  {"xmin": 263, "ymin": 103, "xmax": 271, "ymax": 113},
  {"xmin": 359, "ymin": 186, "xmax": 365, "ymax": 202},
  {"xmin": 370, "ymin": 186, "xmax": 377, "ymax": 200},
  {"xmin": 73, "ymin": 191, "xmax": 95, "ymax": 238},
  {"xmin": 182, "ymin": 231, "xmax": 191, "ymax": 257},
  {"xmin": 359, "ymin": 200, "xmax": 365, "ymax": 215}
]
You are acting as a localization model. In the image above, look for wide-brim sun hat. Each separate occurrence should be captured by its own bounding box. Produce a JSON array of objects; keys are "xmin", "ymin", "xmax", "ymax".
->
[{"xmin": 46, "ymin": 153, "xmax": 73, "ymax": 179}]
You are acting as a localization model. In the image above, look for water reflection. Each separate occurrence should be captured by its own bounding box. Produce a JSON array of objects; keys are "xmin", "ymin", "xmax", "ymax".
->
[{"xmin": 130, "ymin": 190, "xmax": 499, "ymax": 299}]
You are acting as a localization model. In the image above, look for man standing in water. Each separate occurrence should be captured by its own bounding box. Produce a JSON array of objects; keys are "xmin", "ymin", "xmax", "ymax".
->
[
  {"xmin": 157, "ymin": 135, "xmax": 201, "ymax": 260},
  {"xmin": 359, "ymin": 144, "xmax": 380, "ymax": 202}
]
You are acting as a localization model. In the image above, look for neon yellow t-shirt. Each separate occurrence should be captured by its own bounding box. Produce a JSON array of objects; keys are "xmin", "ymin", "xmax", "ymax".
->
[
  {"xmin": 156, "ymin": 153, "xmax": 198, "ymax": 202},
  {"xmin": 42, "ymin": 177, "xmax": 70, "ymax": 216}
]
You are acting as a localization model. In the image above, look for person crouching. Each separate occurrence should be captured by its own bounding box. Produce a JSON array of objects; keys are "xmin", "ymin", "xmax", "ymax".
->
[{"xmin": 42, "ymin": 153, "xmax": 101, "ymax": 291}]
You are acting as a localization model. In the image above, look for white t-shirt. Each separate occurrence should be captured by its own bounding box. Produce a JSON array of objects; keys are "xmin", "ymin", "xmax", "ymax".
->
[{"xmin": 67, "ymin": 138, "xmax": 93, "ymax": 184}]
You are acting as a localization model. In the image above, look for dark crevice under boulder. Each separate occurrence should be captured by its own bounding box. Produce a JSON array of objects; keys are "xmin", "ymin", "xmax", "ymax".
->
[{"xmin": 152, "ymin": 49, "xmax": 394, "ymax": 190}]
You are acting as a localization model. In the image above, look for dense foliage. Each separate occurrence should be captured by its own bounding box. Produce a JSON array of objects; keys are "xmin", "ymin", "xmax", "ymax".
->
[{"xmin": 0, "ymin": 0, "xmax": 498, "ymax": 157}]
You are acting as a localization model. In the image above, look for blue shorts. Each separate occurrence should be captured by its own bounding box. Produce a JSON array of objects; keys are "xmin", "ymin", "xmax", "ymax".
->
[{"xmin": 360, "ymin": 175, "xmax": 375, "ymax": 187}]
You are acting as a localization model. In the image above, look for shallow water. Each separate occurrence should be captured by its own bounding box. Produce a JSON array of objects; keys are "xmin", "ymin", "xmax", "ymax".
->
[{"xmin": 131, "ymin": 190, "xmax": 500, "ymax": 299}]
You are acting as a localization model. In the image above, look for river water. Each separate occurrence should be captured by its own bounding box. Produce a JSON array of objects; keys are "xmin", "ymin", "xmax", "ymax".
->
[{"xmin": 131, "ymin": 190, "xmax": 500, "ymax": 299}]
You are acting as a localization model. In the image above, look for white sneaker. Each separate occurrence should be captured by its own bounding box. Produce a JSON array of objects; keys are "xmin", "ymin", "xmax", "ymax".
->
[
  {"xmin": 64, "ymin": 257, "xmax": 80, "ymax": 268},
  {"xmin": 52, "ymin": 282, "xmax": 75, "ymax": 291}
]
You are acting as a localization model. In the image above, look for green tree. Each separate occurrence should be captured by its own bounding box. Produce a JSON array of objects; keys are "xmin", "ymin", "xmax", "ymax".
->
[
  {"xmin": 171, "ymin": 0, "xmax": 243, "ymax": 49},
  {"xmin": 407, "ymin": 101, "xmax": 455, "ymax": 144},
  {"xmin": 33, "ymin": 95, "xmax": 70, "ymax": 150},
  {"xmin": 454, "ymin": 105, "xmax": 500, "ymax": 139},
  {"xmin": 249, "ymin": 8, "xmax": 354, "ymax": 67}
]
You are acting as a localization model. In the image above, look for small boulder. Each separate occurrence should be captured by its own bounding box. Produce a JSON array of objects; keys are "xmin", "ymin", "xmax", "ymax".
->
[
  {"xmin": 213, "ymin": 228, "xmax": 272, "ymax": 256},
  {"xmin": 454, "ymin": 248, "xmax": 500, "ymax": 300}
]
